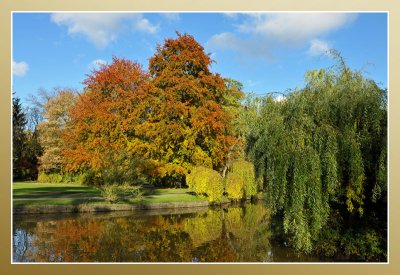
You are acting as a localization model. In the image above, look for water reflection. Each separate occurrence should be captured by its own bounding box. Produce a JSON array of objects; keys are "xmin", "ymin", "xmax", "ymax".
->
[{"xmin": 13, "ymin": 202, "xmax": 322, "ymax": 262}]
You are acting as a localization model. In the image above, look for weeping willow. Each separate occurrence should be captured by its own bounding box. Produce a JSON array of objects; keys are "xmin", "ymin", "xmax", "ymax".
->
[{"xmin": 246, "ymin": 55, "xmax": 387, "ymax": 259}]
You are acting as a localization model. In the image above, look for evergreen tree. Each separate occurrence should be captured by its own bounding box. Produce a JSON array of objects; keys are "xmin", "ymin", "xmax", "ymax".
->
[{"xmin": 13, "ymin": 96, "xmax": 27, "ymax": 180}]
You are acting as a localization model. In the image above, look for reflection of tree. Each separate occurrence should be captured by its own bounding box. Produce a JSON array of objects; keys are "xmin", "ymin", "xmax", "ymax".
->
[
  {"xmin": 142, "ymin": 229, "xmax": 192, "ymax": 262},
  {"xmin": 225, "ymin": 204, "xmax": 272, "ymax": 261},
  {"xmin": 184, "ymin": 210, "xmax": 222, "ymax": 247},
  {"xmin": 24, "ymin": 219, "xmax": 103, "ymax": 261},
  {"xmin": 92, "ymin": 217, "xmax": 145, "ymax": 261},
  {"xmin": 183, "ymin": 203, "xmax": 272, "ymax": 262},
  {"xmin": 13, "ymin": 203, "xmax": 273, "ymax": 262},
  {"xmin": 191, "ymin": 228, "xmax": 239, "ymax": 262}
]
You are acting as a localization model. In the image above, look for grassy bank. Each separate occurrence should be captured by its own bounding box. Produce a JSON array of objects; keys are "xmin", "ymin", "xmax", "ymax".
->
[{"xmin": 13, "ymin": 182, "xmax": 206, "ymax": 207}]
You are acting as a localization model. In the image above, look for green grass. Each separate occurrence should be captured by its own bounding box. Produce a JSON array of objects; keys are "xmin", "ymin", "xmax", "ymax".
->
[
  {"xmin": 13, "ymin": 182, "xmax": 206, "ymax": 206},
  {"xmin": 13, "ymin": 198, "xmax": 104, "ymax": 206},
  {"xmin": 142, "ymin": 188, "xmax": 192, "ymax": 196},
  {"xmin": 140, "ymin": 194, "xmax": 206, "ymax": 203},
  {"xmin": 13, "ymin": 182, "xmax": 101, "ymax": 199}
]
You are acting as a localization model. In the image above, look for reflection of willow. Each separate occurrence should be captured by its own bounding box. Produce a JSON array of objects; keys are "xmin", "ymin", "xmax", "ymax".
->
[{"xmin": 225, "ymin": 204, "xmax": 272, "ymax": 261}]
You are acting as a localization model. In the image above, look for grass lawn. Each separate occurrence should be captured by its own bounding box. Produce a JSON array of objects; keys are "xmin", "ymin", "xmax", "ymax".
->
[
  {"xmin": 13, "ymin": 182, "xmax": 206, "ymax": 206},
  {"xmin": 13, "ymin": 182, "xmax": 101, "ymax": 199},
  {"xmin": 139, "ymin": 189, "xmax": 205, "ymax": 203}
]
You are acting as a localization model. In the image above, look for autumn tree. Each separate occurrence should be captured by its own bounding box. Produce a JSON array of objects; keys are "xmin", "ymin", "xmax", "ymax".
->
[
  {"xmin": 62, "ymin": 34, "xmax": 243, "ymax": 187},
  {"xmin": 37, "ymin": 89, "xmax": 77, "ymax": 173},
  {"xmin": 62, "ymin": 57, "xmax": 156, "ymax": 185},
  {"xmin": 146, "ymin": 32, "xmax": 241, "ymax": 186}
]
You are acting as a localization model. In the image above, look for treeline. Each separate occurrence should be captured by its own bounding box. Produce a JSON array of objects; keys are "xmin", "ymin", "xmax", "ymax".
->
[
  {"xmin": 12, "ymin": 33, "xmax": 387, "ymax": 261},
  {"xmin": 13, "ymin": 96, "xmax": 42, "ymax": 180},
  {"xmin": 14, "ymin": 33, "xmax": 246, "ymax": 188}
]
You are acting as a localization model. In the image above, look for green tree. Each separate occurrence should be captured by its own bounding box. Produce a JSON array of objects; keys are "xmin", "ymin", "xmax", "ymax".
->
[
  {"xmin": 246, "ymin": 53, "xmax": 387, "ymax": 259},
  {"xmin": 13, "ymin": 96, "xmax": 42, "ymax": 180},
  {"xmin": 13, "ymin": 96, "xmax": 28, "ymax": 180},
  {"xmin": 221, "ymin": 78, "xmax": 245, "ymax": 177}
]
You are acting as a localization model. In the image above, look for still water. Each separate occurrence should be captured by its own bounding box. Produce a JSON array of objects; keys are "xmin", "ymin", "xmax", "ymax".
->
[{"xmin": 13, "ymin": 202, "xmax": 328, "ymax": 262}]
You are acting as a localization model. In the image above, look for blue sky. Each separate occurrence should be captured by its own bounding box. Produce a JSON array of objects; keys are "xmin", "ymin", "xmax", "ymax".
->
[{"xmin": 12, "ymin": 12, "xmax": 387, "ymax": 104}]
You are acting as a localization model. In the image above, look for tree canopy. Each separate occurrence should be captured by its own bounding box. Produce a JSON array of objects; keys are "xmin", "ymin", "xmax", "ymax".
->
[
  {"xmin": 245, "ymin": 54, "xmax": 387, "ymax": 259},
  {"xmin": 61, "ymin": 33, "xmax": 242, "ymax": 186}
]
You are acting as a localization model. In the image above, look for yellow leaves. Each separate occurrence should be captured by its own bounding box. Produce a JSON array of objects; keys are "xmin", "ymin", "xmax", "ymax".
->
[
  {"xmin": 192, "ymin": 146, "xmax": 212, "ymax": 168},
  {"xmin": 225, "ymin": 172, "xmax": 244, "ymax": 200},
  {"xmin": 186, "ymin": 166, "xmax": 223, "ymax": 202}
]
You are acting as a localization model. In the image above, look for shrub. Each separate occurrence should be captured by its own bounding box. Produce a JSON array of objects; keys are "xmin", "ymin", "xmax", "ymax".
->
[
  {"xmin": 186, "ymin": 166, "xmax": 223, "ymax": 203},
  {"xmin": 37, "ymin": 172, "xmax": 63, "ymax": 183},
  {"xmin": 100, "ymin": 184, "xmax": 119, "ymax": 203},
  {"xmin": 61, "ymin": 173, "xmax": 85, "ymax": 184},
  {"xmin": 119, "ymin": 183, "xmax": 143, "ymax": 202},
  {"xmin": 186, "ymin": 166, "xmax": 208, "ymax": 194},
  {"xmin": 37, "ymin": 172, "xmax": 86, "ymax": 184},
  {"xmin": 231, "ymin": 160, "xmax": 257, "ymax": 199},
  {"xmin": 99, "ymin": 183, "xmax": 143, "ymax": 203},
  {"xmin": 225, "ymin": 172, "xmax": 244, "ymax": 200}
]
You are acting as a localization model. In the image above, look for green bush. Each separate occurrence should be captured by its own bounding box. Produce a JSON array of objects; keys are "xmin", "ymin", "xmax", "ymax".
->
[
  {"xmin": 119, "ymin": 183, "xmax": 143, "ymax": 202},
  {"xmin": 99, "ymin": 183, "xmax": 143, "ymax": 203},
  {"xmin": 186, "ymin": 166, "xmax": 223, "ymax": 203},
  {"xmin": 61, "ymin": 173, "xmax": 85, "ymax": 184},
  {"xmin": 37, "ymin": 172, "xmax": 63, "ymax": 183},
  {"xmin": 231, "ymin": 160, "xmax": 257, "ymax": 199},
  {"xmin": 100, "ymin": 184, "xmax": 119, "ymax": 203},
  {"xmin": 225, "ymin": 172, "xmax": 244, "ymax": 200},
  {"xmin": 37, "ymin": 172, "xmax": 85, "ymax": 184}
]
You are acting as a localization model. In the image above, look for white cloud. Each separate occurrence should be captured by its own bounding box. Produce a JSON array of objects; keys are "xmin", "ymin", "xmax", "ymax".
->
[
  {"xmin": 238, "ymin": 13, "xmax": 357, "ymax": 45},
  {"xmin": 207, "ymin": 32, "xmax": 274, "ymax": 61},
  {"xmin": 89, "ymin": 59, "xmax": 107, "ymax": 70},
  {"xmin": 161, "ymin": 13, "xmax": 180, "ymax": 21},
  {"xmin": 133, "ymin": 16, "xmax": 158, "ymax": 33},
  {"xmin": 207, "ymin": 13, "xmax": 356, "ymax": 62},
  {"xmin": 274, "ymin": 94, "xmax": 286, "ymax": 102},
  {"xmin": 13, "ymin": 61, "xmax": 29, "ymax": 77},
  {"xmin": 224, "ymin": 13, "xmax": 239, "ymax": 20},
  {"xmin": 308, "ymin": 39, "xmax": 331, "ymax": 56},
  {"xmin": 51, "ymin": 13, "xmax": 158, "ymax": 48}
]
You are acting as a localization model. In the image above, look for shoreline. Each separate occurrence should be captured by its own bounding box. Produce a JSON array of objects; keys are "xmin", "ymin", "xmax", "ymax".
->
[{"xmin": 13, "ymin": 201, "xmax": 210, "ymax": 215}]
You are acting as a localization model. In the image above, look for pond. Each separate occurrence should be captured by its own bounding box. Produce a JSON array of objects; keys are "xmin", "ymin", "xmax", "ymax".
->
[{"xmin": 13, "ymin": 202, "xmax": 330, "ymax": 262}]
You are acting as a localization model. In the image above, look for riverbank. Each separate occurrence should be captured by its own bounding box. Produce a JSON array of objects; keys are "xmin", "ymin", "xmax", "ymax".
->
[
  {"xmin": 13, "ymin": 182, "xmax": 263, "ymax": 214},
  {"xmin": 13, "ymin": 182, "xmax": 212, "ymax": 214},
  {"xmin": 13, "ymin": 201, "xmax": 210, "ymax": 214}
]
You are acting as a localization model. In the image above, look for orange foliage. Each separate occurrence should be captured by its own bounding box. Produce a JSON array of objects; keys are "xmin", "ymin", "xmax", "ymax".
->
[
  {"xmin": 145, "ymin": 33, "xmax": 240, "ymax": 182},
  {"xmin": 62, "ymin": 33, "xmax": 242, "ymax": 186},
  {"xmin": 62, "ymin": 57, "xmax": 152, "ymax": 174}
]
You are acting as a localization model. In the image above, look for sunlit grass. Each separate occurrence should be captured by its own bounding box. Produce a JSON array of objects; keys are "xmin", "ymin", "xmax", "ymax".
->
[{"xmin": 13, "ymin": 182, "xmax": 205, "ymax": 206}]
